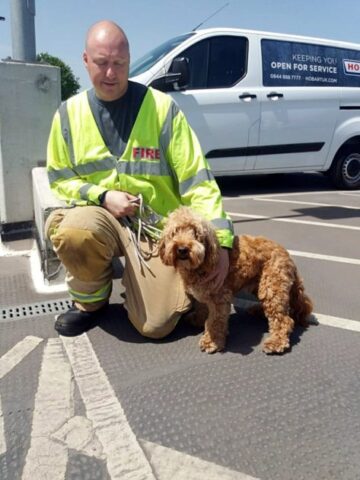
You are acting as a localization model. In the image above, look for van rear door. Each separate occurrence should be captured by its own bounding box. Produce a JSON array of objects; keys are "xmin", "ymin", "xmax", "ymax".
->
[{"xmin": 253, "ymin": 38, "xmax": 340, "ymax": 172}]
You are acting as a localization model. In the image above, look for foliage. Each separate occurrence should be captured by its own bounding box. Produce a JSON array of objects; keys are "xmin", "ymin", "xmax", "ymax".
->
[{"xmin": 37, "ymin": 52, "xmax": 81, "ymax": 100}]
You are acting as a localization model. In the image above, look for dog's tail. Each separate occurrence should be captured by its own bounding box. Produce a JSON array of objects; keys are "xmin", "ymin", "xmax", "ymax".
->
[{"xmin": 290, "ymin": 271, "xmax": 313, "ymax": 327}]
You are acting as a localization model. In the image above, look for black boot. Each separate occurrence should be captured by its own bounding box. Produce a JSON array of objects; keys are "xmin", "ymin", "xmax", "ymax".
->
[{"xmin": 54, "ymin": 303, "xmax": 109, "ymax": 336}]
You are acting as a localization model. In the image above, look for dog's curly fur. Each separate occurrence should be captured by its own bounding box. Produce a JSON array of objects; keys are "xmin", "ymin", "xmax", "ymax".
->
[{"xmin": 159, "ymin": 206, "xmax": 313, "ymax": 354}]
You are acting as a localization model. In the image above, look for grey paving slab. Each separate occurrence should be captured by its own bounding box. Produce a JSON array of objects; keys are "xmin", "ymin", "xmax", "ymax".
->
[
  {"xmin": 1, "ymin": 303, "xmax": 360, "ymax": 479},
  {"xmin": 294, "ymin": 256, "xmax": 360, "ymax": 322},
  {"xmin": 0, "ymin": 317, "xmax": 91, "ymax": 480},
  {"xmin": 0, "ymin": 256, "xmax": 67, "ymax": 308},
  {"xmin": 66, "ymin": 451, "xmax": 110, "ymax": 480},
  {"xmin": 89, "ymin": 309, "xmax": 360, "ymax": 480}
]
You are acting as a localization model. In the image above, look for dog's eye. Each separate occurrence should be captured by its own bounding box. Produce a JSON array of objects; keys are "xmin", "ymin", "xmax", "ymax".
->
[
  {"xmin": 193, "ymin": 227, "xmax": 202, "ymax": 240},
  {"xmin": 170, "ymin": 226, "xmax": 180, "ymax": 237}
]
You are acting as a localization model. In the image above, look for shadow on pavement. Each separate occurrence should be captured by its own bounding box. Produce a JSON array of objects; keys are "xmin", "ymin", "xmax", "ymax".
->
[{"xmin": 97, "ymin": 303, "xmax": 309, "ymax": 356}]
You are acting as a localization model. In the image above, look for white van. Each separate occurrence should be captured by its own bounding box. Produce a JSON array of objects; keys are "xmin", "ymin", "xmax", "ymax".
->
[{"xmin": 130, "ymin": 28, "xmax": 360, "ymax": 189}]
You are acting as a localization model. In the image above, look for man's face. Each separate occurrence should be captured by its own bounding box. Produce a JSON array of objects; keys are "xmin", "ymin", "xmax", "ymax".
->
[{"xmin": 83, "ymin": 36, "xmax": 130, "ymax": 101}]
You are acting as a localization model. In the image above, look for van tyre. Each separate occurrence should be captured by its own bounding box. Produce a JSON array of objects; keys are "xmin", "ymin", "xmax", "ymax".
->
[{"xmin": 330, "ymin": 150, "xmax": 360, "ymax": 189}]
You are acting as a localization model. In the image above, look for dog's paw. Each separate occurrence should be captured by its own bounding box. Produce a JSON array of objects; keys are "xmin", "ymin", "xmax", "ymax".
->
[
  {"xmin": 262, "ymin": 336, "xmax": 290, "ymax": 354},
  {"xmin": 199, "ymin": 332, "xmax": 224, "ymax": 354}
]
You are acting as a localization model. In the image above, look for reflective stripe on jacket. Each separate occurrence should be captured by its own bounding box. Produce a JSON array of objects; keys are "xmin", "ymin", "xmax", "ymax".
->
[{"xmin": 47, "ymin": 84, "xmax": 234, "ymax": 248}]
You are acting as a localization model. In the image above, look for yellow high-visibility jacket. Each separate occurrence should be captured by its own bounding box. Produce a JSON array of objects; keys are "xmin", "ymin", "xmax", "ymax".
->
[{"xmin": 47, "ymin": 82, "xmax": 234, "ymax": 248}]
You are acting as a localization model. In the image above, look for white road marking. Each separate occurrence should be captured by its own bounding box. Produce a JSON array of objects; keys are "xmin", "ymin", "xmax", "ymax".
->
[
  {"xmin": 234, "ymin": 296, "xmax": 360, "ymax": 333},
  {"xmin": 251, "ymin": 197, "xmax": 360, "ymax": 209},
  {"xmin": 223, "ymin": 190, "xmax": 340, "ymax": 200},
  {"xmin": 22, "ymin": 338, "xmax": 73, "ymax": 480},
  {"xmin": 314, "ymin": 313, "xmax": 360, "ymax": 332},
  {"xmin": 51, "ymin": 415, "xmax": 105, "ymax": 460},
  {"xmin": 141, "ymin": 440, "xmax": 260, "ymax": 480},
  {"xmin": 288, "ymin": 250, "xmax": 360, "ymax": 265},
  {"xmin": 228, "ymin": 211, "xmax": 360, "ymax": 231},
  {"xmin": 0, "ymin": 395, "xmax": 6, "ymax": 456},
  {"xmin": 251, "ymin": 190, "xmax": 349, "ymax": 198},
  {"xmin": 0, "ymin": 336, "xmax": 43, "ymax": 380},
  {"xmin": 338, "ymin": 192, "xmax": 360, "ymax": 198},
  {"xmin": 61, "ymin": 334, "xmax": 156, "ymax": 480}
]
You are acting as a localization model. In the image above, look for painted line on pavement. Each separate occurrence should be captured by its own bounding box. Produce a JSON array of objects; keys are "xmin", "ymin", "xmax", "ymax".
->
[
  {"xmin": 339, "ymin": 192, "xmax": 360, "ymax": 198},
  {"xmin": 141, "ymin": 439, "xmax": 260, "ymax": 480},
  {"xmin": 288, "ymin": 250, "xmax": 360, "ymax": 265},
  {"xmin": 0, "ymin": 336, "xmax": 43, "ymax": 380},
  {"xmin": 249, "ymin": 190, "xmax": 348, "ymax": 198},
  {"xmin": 251, "ymin": 197, "xmax": 360, "ymax": 209},
  {"xmin": 223, "ymin": 190, "xmax": 341, "ymax": 201},
  {"xmin": 228, "ymin": 211, "xmax": 360, "ymax": 231},
  {"xmin": 234, "ymin": 297, "xmax": 360, "ymax": 333},
  {"xmin": 61, "ymin": 334, "xmax": 156, "ymax": 480},
  {"xmin": 22, "ymin": 338, "xmax": 72, "ymax": 480},
  {"xmin": 0, "ymin": 395, "xmax": 6, "ymax": 456},
  {"xmin": 314, "ymin": 313, "xmax": 360, "ymax": 332}
]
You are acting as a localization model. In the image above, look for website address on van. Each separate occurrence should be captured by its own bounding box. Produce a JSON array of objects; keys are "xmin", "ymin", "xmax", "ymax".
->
[
  {"xmin": 304, "ymin": 76, "xmax": 337, "ymax": 84},
  {"xmin": 270, "ymin": 73, "xmax": 338, "ymax": 84}
]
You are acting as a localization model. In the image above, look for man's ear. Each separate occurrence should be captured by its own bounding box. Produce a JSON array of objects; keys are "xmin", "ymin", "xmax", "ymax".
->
[{"xmin": 83, "ymin": 51, "xmax": 88, "ymax": 69}]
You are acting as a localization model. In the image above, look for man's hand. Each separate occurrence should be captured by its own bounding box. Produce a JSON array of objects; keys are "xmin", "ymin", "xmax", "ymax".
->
[
  {"xmin": 101, "ymin": 191, "xmax": 139, "ymax": 218},
  {"xmin": 202, "ymin": 247, "xmax": 230, "ymax": 293}
]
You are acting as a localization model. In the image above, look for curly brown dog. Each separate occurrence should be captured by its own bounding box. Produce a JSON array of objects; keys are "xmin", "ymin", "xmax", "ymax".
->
[{"xmin": 159, "ymin": 206, "xmax": 313, "ymax": 354}]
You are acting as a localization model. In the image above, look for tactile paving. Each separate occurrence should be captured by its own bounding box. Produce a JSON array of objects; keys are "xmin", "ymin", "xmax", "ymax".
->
[
  {"xmin": 1, "ymin": 278, "xmax": 360, "ymax": 479},
  {"xmin": 90, "ymin": 312, "xmax": 360, "ymax": 480}
]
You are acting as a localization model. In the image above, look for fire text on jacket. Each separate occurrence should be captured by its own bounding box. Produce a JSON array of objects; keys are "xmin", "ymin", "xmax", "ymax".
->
[{"xmin": 133, "ymin": 147, "xmax": 161, "ymax": 160}]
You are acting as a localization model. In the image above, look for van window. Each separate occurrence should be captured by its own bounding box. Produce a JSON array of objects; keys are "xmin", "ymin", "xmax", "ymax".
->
[
  {"xmin": 173, "ymin": 35, "xmax": 248, "ymax": 89},
  {"xmin": 130, "ymin": 33, "xmax": 195, "ymax": 77}
]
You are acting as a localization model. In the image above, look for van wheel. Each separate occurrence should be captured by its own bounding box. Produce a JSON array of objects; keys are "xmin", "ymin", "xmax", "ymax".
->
[{"xmin": 330, "ymin": 151, "xmax": 360, "ymax": 189}]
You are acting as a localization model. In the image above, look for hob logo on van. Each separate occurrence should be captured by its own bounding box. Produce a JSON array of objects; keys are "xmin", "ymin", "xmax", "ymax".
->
[{"xmin": 343, "ymin": 59, "xmax": 360, "ymax": 76}]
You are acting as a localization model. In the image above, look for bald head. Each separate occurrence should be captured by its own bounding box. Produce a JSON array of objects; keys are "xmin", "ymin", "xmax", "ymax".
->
[
  {"xmin": 85, "ymin": 20, "xmax": 129, "ymax": 53},
  {"xmin": 83, "ymin": 20, "xmax": 130, "ymax": 101}
]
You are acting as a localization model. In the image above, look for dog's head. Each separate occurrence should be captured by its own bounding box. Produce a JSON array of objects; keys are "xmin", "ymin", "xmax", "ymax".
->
[{"xmin": 159, "ymin": 207, "xmax": 219, "ymax": 271}]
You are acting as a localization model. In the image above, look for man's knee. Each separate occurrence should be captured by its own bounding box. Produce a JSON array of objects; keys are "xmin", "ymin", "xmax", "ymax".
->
[
  {"xmin": 128, "ymin": 310, "xmax": 181, "ymax": 339},
  {"xmin": 45, "ymin": 207, "xmax": 116, "ymax": 281},
  {"xmin": 50, "ymin": 225, "xmax": 113, "ymax": 281}
]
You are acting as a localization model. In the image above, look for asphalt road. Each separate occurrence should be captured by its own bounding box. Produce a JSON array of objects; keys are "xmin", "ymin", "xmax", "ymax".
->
[{"xmin": 1, "ymin": 171, "xmax": 359, "ymax": 480}]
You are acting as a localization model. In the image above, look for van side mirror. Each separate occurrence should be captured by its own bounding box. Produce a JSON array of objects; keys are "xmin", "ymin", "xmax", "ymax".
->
[
  {"xmin": 150, "ymin": 57, "xmax": 189, "ymax": 92},
  {"xmin": 169, "ymin": 57, "xmax": 189, "ymax": 90}
]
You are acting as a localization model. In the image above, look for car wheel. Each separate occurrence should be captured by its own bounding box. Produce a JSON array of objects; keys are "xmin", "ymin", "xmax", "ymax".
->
[{"xmin": 330, "ymin": 151, "xmax": 360, "ymax": 189}]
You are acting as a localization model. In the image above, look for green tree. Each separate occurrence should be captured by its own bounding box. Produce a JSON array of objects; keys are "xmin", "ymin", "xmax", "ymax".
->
[{"xmin": 37, "ymin": 52, "xmax": 81, "ymax": 100}]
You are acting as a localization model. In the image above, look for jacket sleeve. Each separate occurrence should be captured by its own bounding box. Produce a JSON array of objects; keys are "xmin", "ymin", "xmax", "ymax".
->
[
  {"xmin": 47, "ymin": 109, "xmax": 107, "ymax": 205},
  {"xmin": 166, "ymin": 104, "xmax": 234, "ymax": 249}
]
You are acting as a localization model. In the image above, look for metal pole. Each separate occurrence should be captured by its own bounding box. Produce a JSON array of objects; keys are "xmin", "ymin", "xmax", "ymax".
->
[{"xmin": 10, "ymin": 0, "xmax": 36, "ymax": 62}]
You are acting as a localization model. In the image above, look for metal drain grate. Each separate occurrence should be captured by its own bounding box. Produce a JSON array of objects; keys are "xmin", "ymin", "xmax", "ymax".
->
[{"xmin": 1, "ymin": 298, "xmax": 72, "ymax": 321}]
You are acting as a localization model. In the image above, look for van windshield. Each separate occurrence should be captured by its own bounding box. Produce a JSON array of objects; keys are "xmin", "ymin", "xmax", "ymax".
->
[{"xmin": 129, "ymin": 32, "xmax": 195, "ymax": 77}]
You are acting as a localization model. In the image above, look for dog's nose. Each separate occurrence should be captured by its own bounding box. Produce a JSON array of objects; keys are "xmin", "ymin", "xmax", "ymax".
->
[{"xmin": 177, "ymin": 246, "xmax": 189, "ymax": 259}]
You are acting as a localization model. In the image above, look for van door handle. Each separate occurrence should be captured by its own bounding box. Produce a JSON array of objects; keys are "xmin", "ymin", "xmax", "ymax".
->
[
  {"xmin": 239, "ymin": 93, "xmax": 257, "ymax": 100},
  {"xmin": 267, "ymin": 92, "xmax": 284, "ymax": 99}
]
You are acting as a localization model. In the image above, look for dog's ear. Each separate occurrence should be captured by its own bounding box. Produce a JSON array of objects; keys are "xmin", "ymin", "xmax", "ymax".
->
[
  {"xmin": 203, "ymin": 223, "xmax": 219, "ymax": 266},
  {"xmin": 158, "ymin": 237, "xmax": 174, "ymax": 266},
  {"xmin": 158, "ymin": 237, "xmax": 166, "ymax": 262}
]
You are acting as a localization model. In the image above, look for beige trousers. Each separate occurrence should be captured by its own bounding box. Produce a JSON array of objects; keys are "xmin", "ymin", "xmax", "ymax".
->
[{"xmin": 45, "ymin": 206, "xmax": 191, "ymax": 338}]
